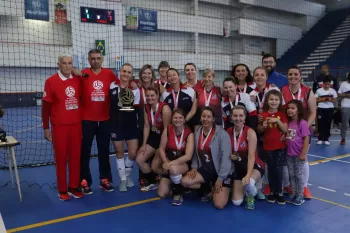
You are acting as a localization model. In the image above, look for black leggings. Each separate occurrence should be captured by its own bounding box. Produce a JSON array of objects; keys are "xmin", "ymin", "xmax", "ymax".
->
[{"xmin": 266, "ymin": 149, "xmax": 286, "ymax": 194}]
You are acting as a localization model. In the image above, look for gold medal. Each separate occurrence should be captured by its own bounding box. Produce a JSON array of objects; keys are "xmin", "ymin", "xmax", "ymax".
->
[{"xmin": 151, "ymin": 126, "xmax": 157, "ymax": 132}]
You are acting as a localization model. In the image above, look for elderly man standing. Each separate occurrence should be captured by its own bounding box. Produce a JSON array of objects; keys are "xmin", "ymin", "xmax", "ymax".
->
[{"xmin": 42, "ymin": 54, "xmax": 84, "ymax": 201}]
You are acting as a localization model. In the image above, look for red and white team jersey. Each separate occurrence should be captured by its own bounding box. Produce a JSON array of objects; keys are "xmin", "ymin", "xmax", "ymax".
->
[
  {"xmin": 166, "ymin": 124, "xmax": 192, "ymax": 161},
  {"xmin": 196, "ymin": 86, "xmax": 222, "ymax": 118},
  {"xmin": 80, "ymin": 68, "xmax": 119, "ymax": 121},
  {"xmin": 250, "ymin": 83, "xmax": 280, "ymax": 111},
  {"xmin": 145, "ymin": 102, "xmax": 167, "ymax": 133},
  {"xmin": 260, "ymin": 111, "xmax": 287, "ymax": 151},
  {"xmin": 227, "ymin": 125, "xmax": 264, "ymax": 169},
  {"xmin": 43, "ymin": 72, "xmax": 81, "ymax": 125},
  {"xmin": 221, "ymin": 93, "xmax": 257, "ymax": 129},
  {"xmin": 281, "ymin": 84, "xmax": 311, "ymax": 120}
]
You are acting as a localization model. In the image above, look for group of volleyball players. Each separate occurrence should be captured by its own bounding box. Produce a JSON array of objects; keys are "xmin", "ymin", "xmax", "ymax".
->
[
  {"xmin": 103, "ymin": 59, "xmax": 318, "ymax": 209},
  {"xmin": 43, "ymin": 50, "xmax": 317, "ymax": 208}
]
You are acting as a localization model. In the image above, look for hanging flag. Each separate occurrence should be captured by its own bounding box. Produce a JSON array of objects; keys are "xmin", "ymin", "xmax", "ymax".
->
[
  {"xmin": 95, "ymin": 40, "xmax": 106, "ymax": 56},
  {"xmin": 54, "ymin": 0, "xmax": 68, "ymax": 24},
  {"xmin": 24, "ymin": 0, "xmax": 49, "ymax": 21},
  {"xmin": 116, "ymin": 56, "xmax": 124, "ymax": 72}
]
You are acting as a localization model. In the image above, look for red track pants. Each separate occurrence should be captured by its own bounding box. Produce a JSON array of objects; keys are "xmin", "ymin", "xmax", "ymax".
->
[{"xmin": 52, "ymin": 124, "xmax": 82, "ymax": 193}]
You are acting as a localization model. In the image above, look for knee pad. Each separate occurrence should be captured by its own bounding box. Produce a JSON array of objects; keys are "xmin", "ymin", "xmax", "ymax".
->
[
  {"xmin": 170, "ymin": 174, "xmax": 182, "ymax": 184},
  {"xmin": 232, "ymin": 199, "xmax": 243, "ymax": 206}
]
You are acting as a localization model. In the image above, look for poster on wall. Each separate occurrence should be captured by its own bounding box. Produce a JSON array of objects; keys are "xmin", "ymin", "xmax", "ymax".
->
[
  {"xmin": 96, "ymin": 40, "xmax": 106, "ymax": 56},
  {"xmin": 137, "ymin": 8, "xmax": 157, "ymax": 32},
  {"xmin": 126, "ymin": 6, "xmax": 138, "ymax": 29},
  {"xmin": 24, "ymin": 0, "xmax": 49, "ymax": 21},
  {"xmin": 54, "ymin": 0, "xmax": 68, "ymax": 24}
]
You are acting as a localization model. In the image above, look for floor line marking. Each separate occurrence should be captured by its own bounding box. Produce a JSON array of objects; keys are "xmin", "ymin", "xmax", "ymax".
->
[
  {"xmin": 344, "ymin": 193, "xmax": 350, "ymax": 197},
  {"xmin": 312, "ymin": 196, "xmax": 350, "ymax": 210},
  {"xmin": 6, "ymin": 197, "xmax": 161, "ymax": 233},
  {"xmin": 308, "ymin": 183, "xmax": 313, "ymax": 186},
  {"xmin": 318, "ymin": 186, "xmax": 336, "ymax": 192},
  {"xmin": 308, "ymin": 153, "xmax": 350, "ymax": 165}
]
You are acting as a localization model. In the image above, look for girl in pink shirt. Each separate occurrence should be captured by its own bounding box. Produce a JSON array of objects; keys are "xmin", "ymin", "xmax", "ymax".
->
[{"xmin": 285, "ymin": 100, "xmax": 310, "ymax": 206}]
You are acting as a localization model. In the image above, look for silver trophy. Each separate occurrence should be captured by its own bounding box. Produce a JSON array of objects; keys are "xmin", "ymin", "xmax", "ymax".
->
[
  {"xmin": 118, "ymin": 88, "xmax": 135, "ymax": 111},
  {"xmin": 0, "ymin": 105, "xmax": 6, "ymax": 142}
]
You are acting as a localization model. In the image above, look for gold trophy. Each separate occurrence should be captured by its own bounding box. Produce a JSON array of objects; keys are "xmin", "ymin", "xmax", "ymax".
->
[
  {"xmin": 118, "ymin": 88, "xmax": 135, "ymax": 111},
  {"xmin": 0, "ymin": 105, "xmax": 6, "ymax": 142}
]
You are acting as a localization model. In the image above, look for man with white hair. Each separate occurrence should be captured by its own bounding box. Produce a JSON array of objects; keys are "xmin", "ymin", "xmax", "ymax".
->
[{"xmin": 42, "ymin": 54, "xmax": 84, "ymax": 201}]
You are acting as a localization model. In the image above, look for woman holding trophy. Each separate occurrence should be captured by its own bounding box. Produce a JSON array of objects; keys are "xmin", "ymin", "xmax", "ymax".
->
[{"xmin": 109, "ymin": 63, "xmax": 141, "ymax": 192}]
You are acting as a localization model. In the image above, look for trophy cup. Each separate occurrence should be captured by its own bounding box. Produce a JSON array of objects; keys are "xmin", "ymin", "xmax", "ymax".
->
[
  {"xmin": 118, "ymin": 88, "xmax": 135, "ymax": 111},
  {"xmin": 0, "ymin": 105, "xmax": 7, "ymax": 142}
]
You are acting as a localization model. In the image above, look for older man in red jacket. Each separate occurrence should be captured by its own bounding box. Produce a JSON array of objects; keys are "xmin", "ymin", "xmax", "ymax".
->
[{"xmin": 42, "ymin": 54, "xmax": 84, "ymax": 201}]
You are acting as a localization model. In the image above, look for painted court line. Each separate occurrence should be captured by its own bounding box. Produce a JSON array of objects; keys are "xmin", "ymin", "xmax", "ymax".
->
[
  {"xmin": 308, "ymin": 153, "xmax": 350, "ymax": 165},
  {"xmin": 318, "ymin": 186, "xmax": 336, "ymax": 192},
  {"xmin": 345, "ymin": 193, "xmax": 350, "ymax": 197},
  {"xmin": 312, "ymin": 196, "xmax": 350, "ymax": 210},
  {"xmin": 6, "ymin": 197, "xmax": 160, "ymax": 233}
]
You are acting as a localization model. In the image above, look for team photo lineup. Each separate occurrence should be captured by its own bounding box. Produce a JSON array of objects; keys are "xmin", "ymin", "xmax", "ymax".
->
[{"xmin": 42, "ymin": 48, "xmax": 350, "ymax": 209}]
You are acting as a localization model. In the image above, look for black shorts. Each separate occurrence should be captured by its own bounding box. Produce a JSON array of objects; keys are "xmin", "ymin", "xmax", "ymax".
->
[
  {"xmin": 197, "ymin": 167, "xmax": 232, "ymax": 188},
  {"xmin": 146, "ymin": 131, "xmax": 161, "ymax": 149},
  {"xmin": 233, "ymin": 158, "xmax": 264, "ymax": 181},
  {"xmin": 110, "ymin": 119, "xmax": 139, "ymax": 141}
]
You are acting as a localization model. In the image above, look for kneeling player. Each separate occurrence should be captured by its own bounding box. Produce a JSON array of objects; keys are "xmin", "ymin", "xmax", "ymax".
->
[{"xmin": 152, "ymin": 108, "xmax": 194, "ymax": 205}]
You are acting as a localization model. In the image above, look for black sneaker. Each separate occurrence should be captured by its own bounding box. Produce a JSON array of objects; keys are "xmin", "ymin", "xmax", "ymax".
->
[
  {"xmin": 267, "ymin": 194, "xmax": 276, "ymax": 203},
  {"xmin": 276, "ymin": 194, "xmax": 286, "ymax": 205},
  {"xmin": 100, "ymin": 179, "xmax": 114, "ymax": 192}
]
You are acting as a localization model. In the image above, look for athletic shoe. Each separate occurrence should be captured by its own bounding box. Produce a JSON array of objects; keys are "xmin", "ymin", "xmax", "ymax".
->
[
  {"xmin": 286, "ymin": 196, "xmax": 295, "ymax": 204},
  {"xmin": 126, "ymin": 176, "xmax": 134, "ymax": 188},
  {"xmin": 324, "ymin": 141, "xmax": 330, "ymax": 146},
  {"xmin": 68, "ymin": 188, "xmax": 84, "ymax": 199},
  {"xmin": 245, "ymin": 196, "xmax": 255, "ymax": 210},
  {"xmin": 255, "ymin": 190, "xmax": 266, "ymax": 200},
  {"xmin": 119, "ymin": 180, "xmax": 127, "ymax": 192},
  {"xmin": 267, "ymin": 194, "xmax": 275, "ymax": 203},
  {"xmin": 139, "ymin": 178, "xmax": 147, "ymax": 190},
  {"xmin": 100, "ymin": 179, "xmax": 114, "ymax": 192},
  {"xmin": 340, "ymin": 139, "xmax": 345, "ymax": 145},
  {"xmin": 58, "ymin": 192, "xmax": 70, "ymax": 201},
  {"xmin": 276, "ymin": 194, "xmax": 286, "ymax": 205},
  {"xmin": 141, "ymin": 183, "xmax": 158, "ymax": 192},
  {"xmin": 200, "ymin": 192, "xmax": 213, "ymax": 202},
  {"xmin": 284, "ymin": 186, "xmax": 292, "ymax": 195},
  {"xmin": 263, "ymin": 185, "xmax": 271, "ymax": 195},
  {"xmin": 80, "ymin": 179, "xmax": 93, "ymax": 195},
  {"xmin": 317, "ymin": 140, "xmax": 323, "ymax": 145},
  {"xmin": 172, "ymin": 195, "xmax": 183, "ymax": 206},
  {"xmin": 304, "ymin": 187, "xmax": 312, "ymax": 199},
  {"xmin": 293, "ymin": 196, "xmax": 305, "ymax": 206}
]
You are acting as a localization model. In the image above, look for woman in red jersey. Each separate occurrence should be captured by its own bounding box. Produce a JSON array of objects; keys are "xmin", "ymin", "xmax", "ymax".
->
[
  {"xmin": 281, "ymin": 66, "xmax": 317, "ymax": 200},
  {"xmin": 227, "ymin": 105, "xmax": 264, "ymax": 210},
  {"xmin": 194, "ymin": 68, "xmax": 222, "ymax": 131},
  {"xmin": 152, "ymin": 108, "xmax": 194, "ymax": 206},
  {"xmin": 136, "ymin": 87, "xmax": 171, "ymax": 192},
  {"xmin": 42, "ymin": 54, "xmax": 84, "ymax": 201}
]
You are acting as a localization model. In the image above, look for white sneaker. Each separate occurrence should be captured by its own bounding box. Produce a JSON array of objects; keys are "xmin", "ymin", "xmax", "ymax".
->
[
  {"xmin": 324, "ymin": 141, "xmax": 330, "ymax": 145},
  {"xmin": 126, "ymin": 177, "xmax": 134, "ymax": 188},
  {"xmin": 317, "ymin": 140, "xmax": 323, "ymax": 145},
  {"xmin": 119, "ymin": 180, "xmax": 127, "ymax": 192}
]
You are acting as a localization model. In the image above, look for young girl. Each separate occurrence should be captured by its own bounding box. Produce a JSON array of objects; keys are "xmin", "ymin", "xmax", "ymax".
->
[
  {"xmin": 257, "ymin": 90, "xmax": 288, "ymax": 204},
  {"xmin": 285, "ymin": 100, "xmax": 310, "ymax": 205}
]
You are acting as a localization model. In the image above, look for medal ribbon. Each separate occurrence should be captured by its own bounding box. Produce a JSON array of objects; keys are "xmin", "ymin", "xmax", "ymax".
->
[
  {"xmin": 204, "ymin": 89, "xmax": 213, "ymax": 107},
  {"xmin": 233, "ymin": 127, "xmax": 244, "ymax": 152},
  {"xmin": 150, "ymin": 103, "xmax": 159, "ymax": 127},
  {"xmin": 200, "ymin": 127, "xmax": 213, "ymax": 150},
  {"xmin": 174, "ymin": 128, "xmax": 185, "ymax": 150},
  {"xmin": 289, "ymin": 85, "xmax": 301, "ymax": 100},
  {"xmin": 172, "ymin": 89, "xmax": 180, "ymax": 108}
]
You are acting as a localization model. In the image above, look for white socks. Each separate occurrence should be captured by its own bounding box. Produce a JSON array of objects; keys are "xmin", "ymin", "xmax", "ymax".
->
[
  {"xmin": 170, "ymin": 174, "xmax": 182, "ymax": 184},
  {"xmin": 116, "ymin": 157, "xmax": 135, "ymax": 180},
  {"xmin": 244, "ymin": 178, "xmax": 257, "ymax": 196}
]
